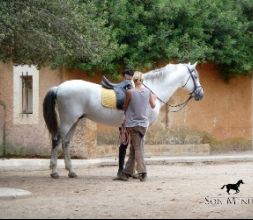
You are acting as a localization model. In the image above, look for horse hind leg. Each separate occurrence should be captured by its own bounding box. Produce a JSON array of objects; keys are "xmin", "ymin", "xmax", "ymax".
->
[
  {"xmin": 50, "ymin": 133, "xmax": 61, "ymax": 179},
  {"xmin": 227, "ymin": 188, "xmax": 230, "ymax": 195},
  {"xmin": 61, "ymin": 121, "xmax": 79, "ymax": 178},
  {"xmin": 49, "ymin": 119, "xmax": 78, "ymax": 179}
]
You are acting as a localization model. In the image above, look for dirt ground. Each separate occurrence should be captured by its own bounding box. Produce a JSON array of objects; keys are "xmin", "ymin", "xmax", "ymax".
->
[{"xmin": 0, "ymin": 162, "xmax": 253, "ymax": 219}]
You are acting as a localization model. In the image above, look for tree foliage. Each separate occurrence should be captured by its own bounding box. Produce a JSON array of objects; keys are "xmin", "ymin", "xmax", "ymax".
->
[
  {"xmin": 0, "ymin": 0, "xmax": 116, "ymax": 69},
  {"xmin": 0, "ymin": 0, "xmax": 252, "ymax": 78},
  {"xmin": 94, "ymin": 0, "xmax": 253, "ymax": 78}
]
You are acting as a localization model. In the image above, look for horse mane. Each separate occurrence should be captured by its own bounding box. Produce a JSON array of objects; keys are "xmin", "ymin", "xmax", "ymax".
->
[{"xmin": 144, "ymin": 64, "xmax": 177, "ymax": 82}]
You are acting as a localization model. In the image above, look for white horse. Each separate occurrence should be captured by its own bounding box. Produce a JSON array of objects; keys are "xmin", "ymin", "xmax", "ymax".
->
[{"xmin": 43, "ymin": 63, "xmax": 204, "ymax": 178}]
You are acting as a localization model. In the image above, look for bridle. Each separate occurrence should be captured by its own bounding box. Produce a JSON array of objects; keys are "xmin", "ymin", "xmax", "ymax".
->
[{"xmin": 143, "ymin": 65, "xmax": 202, "ymax": 112}]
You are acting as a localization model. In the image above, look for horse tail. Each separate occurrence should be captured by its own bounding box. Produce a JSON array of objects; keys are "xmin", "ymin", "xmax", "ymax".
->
[
  {"xmin": 43, "ymin": 87, "xmax": 58, "ymax": 138},
  {"xmin": 221, "ymin": 185, "xmax": 226, "ymax": 190}
]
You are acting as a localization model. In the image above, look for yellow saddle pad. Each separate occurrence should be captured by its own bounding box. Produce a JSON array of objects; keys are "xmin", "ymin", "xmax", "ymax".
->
[{"xmin": 101, "ymin": 88, "xmax": 117, "ymax": 109}]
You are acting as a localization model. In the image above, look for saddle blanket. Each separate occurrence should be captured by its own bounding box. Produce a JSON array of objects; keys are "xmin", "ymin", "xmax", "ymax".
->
[{"xmin": 101, "ymin": 88, "xmax": 117, "ymax": 109}]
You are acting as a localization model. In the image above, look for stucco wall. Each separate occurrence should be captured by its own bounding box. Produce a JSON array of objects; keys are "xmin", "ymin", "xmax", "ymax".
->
[
  {"xmin": 0, "ymin": 63, "xmax": 14, "ymax": 155},
  {"xmin": 0, "ymin": 63, "xmax": 62, "ymax": 156},
  {"xmin": 97, "ymin": 63, "xmax": 252, "ymax": 149},
  {"xmin": 0, "ymin": 62, "xmax": 252, "ymax": 157},
  {"xmin": 0, "ymin": 63, "xmax": 97, "ymax": 158},
  {"xmin": 0, "ymin": 64, "xmax": 5, "ymax": 155},
  {"xmin": 168, "ymin": 63, "xmax": 252, "ymax": 140},
  {"xmin": 0, "ymin": 106, "xmax": 4, "ymax": 147}
]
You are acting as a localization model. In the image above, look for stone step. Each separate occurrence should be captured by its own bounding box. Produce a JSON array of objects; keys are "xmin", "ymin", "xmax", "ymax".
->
[
  {"xmin": 145, "ymin": 144, "xmax": 210, "ymax": 156},
  {"xmin": 96, "ymin": 144, "xmax": 210, "ymax": 158}
]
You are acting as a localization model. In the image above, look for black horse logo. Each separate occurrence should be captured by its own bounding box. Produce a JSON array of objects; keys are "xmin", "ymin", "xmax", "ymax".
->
[{"xmin": 221, "ymin": 180, "xmax": 245, "ymax": 195}]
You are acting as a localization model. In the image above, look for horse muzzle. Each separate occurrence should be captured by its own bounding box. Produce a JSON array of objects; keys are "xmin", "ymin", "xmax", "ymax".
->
[{"xmin": 193, "ymin": 87, "xmax": 204, "ymax": 101}]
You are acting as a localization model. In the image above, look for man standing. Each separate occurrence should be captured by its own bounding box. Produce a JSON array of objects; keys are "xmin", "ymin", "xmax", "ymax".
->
[
  {"xmin": 121, "ymin": 71, "xmax": 156, "ymax": 182},
  {"xmin": 116, "ymin": 69, "xmax": 134, "ymax": 178}
]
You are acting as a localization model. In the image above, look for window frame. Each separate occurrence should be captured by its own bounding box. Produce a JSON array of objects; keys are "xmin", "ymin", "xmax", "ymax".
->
[{"xmin": 13, "ymin": 65, "xmax": 39, "ymax": 124}]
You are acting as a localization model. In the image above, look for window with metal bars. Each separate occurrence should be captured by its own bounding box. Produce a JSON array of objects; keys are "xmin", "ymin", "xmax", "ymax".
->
[{"xmin": 21, "ymin": 73, "xmax": 33, "ymax": 114}]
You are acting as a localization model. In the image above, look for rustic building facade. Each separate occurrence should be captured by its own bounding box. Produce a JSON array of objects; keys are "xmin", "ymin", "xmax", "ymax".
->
[
  {"xmin": 0, "ymin": 62, "xmax": 97, "ymax": 158},
  {"xmin": 0, "ymin": 62, "xmax": 252, "ymax": 158}
]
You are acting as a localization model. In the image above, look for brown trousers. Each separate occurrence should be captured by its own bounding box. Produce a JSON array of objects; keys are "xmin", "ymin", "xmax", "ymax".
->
[{"xmin": 124, "ymin": 126, "xmax": 147, "ymax": 175}]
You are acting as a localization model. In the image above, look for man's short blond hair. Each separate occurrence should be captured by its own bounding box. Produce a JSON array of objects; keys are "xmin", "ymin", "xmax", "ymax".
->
[{"xmin": 133, "ymin": 71, "xmax": 144, "ymax": 82}]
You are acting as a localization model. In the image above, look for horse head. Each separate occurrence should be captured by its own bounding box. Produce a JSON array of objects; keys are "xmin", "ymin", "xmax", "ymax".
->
[
  {"xmin": 182, "ymin": 62, "xmax": 204, "ymax": 101},
  {"xmin": 238, "ymin": 180, "xmax": 245, "ymax": 185}
]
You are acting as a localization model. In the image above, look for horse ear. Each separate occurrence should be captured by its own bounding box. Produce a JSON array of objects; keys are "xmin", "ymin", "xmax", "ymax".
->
[{"xmin": 193, "ymin": 62, "xmax": 198, "ymax": 68}]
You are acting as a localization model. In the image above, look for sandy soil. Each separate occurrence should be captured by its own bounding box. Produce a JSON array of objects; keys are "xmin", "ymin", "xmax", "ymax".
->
[{"xmin": 0, "ymin": 162, "xmax": 253, "ymax": 219}]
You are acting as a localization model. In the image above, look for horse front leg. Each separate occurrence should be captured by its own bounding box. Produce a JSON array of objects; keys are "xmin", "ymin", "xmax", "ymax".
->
[
  {"xmin": 50, "ymin": 135, "xmax": 61, "ymax": 179},
  {"xmin": 235, "ymin": 189, "xmax": 240, "ymax": 194}
]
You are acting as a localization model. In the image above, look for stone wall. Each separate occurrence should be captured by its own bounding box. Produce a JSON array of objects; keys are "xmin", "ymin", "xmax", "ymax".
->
[{"xmin": 70, "ymin": 118, "xmax": 97, "ymax": 159}]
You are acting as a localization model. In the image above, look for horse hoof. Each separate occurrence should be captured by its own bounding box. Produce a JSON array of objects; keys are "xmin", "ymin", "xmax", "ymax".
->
[
  {"xmin": 68, "ymin": 172, "xmax": 78, "ymax": 178},
  {"xmin": 51, "ymin": 173, "xmax": 60, "ymax": 179}
]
